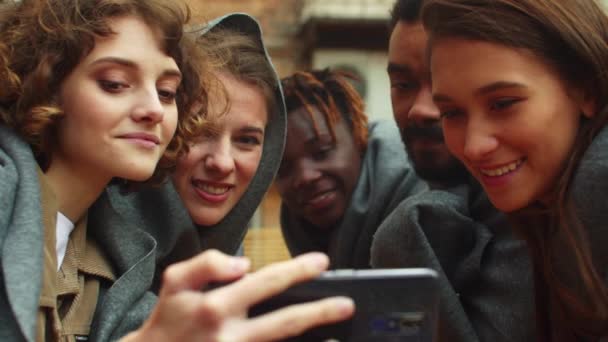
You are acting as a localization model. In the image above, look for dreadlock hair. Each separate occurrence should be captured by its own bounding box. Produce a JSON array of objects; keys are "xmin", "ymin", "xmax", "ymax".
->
[{"xmin": 280, "ymin": 68, "xmax": 368, "ymax": 154}]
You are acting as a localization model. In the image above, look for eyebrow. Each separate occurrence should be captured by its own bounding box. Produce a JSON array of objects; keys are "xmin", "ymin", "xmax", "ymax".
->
[
  {"xmin": 90, "ymin": 56, "xmax": 182, "ymax": 80},
  {"xmin": 240, "ymin": 125, "xmax": 265, "ymax": 135},
  {"xmin": 387, "ymin": 62, "xmax": 413, "ymax": 75},
  {"xmin": 433, "ymin": 81, "xmax": 527, "ymax": 103}
]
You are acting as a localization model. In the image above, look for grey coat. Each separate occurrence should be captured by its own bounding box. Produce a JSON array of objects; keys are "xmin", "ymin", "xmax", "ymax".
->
[
  {"xmin": 103, "ymin": 13, "xmax": 286, "ymax": 290},
  {"xmin": 371, "ymin": 181, "xmax": 534, "ymax": 341},
  {"xmin": 0, "ymin": 124, "xmax": 158, "ymax": 341}
]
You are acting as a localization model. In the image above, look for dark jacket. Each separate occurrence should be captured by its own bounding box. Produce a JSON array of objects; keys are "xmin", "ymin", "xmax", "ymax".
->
[{"xmin": 371, "ymin": 180, "xmax": 535, "ymax": 341}]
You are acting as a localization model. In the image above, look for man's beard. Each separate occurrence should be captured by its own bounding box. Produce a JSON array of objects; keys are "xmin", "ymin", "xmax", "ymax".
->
[{"xmin": 400, "ymin": 123, "xmax": 470, "ymax": 187}]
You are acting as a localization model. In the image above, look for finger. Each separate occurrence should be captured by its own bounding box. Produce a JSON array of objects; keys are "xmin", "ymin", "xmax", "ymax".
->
[
  {"xmin": 159, "ymin": 249, "xmax": 250, "ymax": 296},
  {"xmin": 211, "ymin": 252, "xmax": 329, "ymax": 309},
  {"xmin": 236, "ymin": 297, "xmax": 355, "ymax": 342}
]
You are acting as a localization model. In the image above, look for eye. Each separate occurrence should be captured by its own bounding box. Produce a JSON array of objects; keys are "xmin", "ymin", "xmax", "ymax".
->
[
  {"xmin": 236, "ymin": 135, "xmax": 262, "ymax": 146},
  {"xmin": 98, "ymin": 80, "xmax": 129, "ymax": 93},
  {"xmin": 439, "ymin": 108, "xmax": 463, "ymax": 119},
  {"xmin": 490, "ymin": 98, "xmax": 521, "ymax": 111},
  {"xmin": 390, "ymin": 80, "xmax": 417, "ymax": 92},
  {"xmin": 312, "ymin": 146, "xmax": 333, "ymax": 160},
  {"xmin": 158, "ymin": 89, "xmax": 177, "ymax": 104}
]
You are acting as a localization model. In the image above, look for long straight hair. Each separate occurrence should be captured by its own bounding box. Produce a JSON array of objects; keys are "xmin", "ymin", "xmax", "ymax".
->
[{"xmin": 422, "ymin": 0, "xmax": 608, "ymax": 339}]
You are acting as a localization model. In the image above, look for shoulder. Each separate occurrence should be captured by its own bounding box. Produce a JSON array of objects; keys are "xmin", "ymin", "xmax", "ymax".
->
[
  {"xmin": 362, "ymin": 120, "xmax": 410, "ymax": 169},
  {"xmin": 572, "ymin": 125, "xmax": 608, "ymax": 226},
  {"xmin": 0, "ymin": 125, "xmax": 39, "ymax": 194},
  {"xmin": 0, "ymin": 125, "xmax": 42, "ymax": 241},
  {"xmin": 367, "ymin": 120, "xmax": 401, "ymax": 142},
  {"xmin": 572, "ymin": 127, "xmax": 608, "ymax": 203}
]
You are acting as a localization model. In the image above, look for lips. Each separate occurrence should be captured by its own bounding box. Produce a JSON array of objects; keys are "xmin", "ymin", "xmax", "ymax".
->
[
  {"xmin": 118, "ymin": 132, "xmax": 160, "ymax": 148},
  {"xmin": 301, "ymin": 189, "xmax": 338, "ymax": 211},
  {"xmin": 194, "ymin": 182, "xmax": 231, "ymax": 194},
  {"xmin": 192, "ymin": 179, "xmax": 234, "ymax": 203},
  {"xmin": 479, "ymin": 158, "xmax": 525, "ymax": 177}
]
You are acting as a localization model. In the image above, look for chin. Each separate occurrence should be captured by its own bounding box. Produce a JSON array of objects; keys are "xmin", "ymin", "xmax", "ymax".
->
[
  {"xmin": 116, "ymin": 159, "xmax": 159, "ymax": 182},
  {"xmin": 189, "ymin": 210, "xmax": 222, "ymax": 227},
  {"xmin": 121, "ymin": 169, "xmax": 156, "ymax": 182},
  {"xmin": 489, "ymin": 196, "xmax": 527, "ymax": 214}
]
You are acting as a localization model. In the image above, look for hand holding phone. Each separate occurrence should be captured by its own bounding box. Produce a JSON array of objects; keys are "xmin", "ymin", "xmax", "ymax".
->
[
  {"xmin": 249, "ymin": 268, "xmax": 439, "ymax": 342},
  {"xmin": 124, "ymin": 250, "xmax": 354, "ymax": 342}
]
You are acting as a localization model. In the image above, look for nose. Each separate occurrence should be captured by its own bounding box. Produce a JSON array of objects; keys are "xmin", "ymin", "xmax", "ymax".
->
[
  {"xmin": 292, "ymin": 159, "xmax": 321, "ymax": 190},
  {"xmin": 131, "ymin": 87, "xmax": 165, "ymax": 124},
  {"xmin": 408, "ymin": 85, "xmax": 440, "ymax": 125},
  {"xmin": 462, "ymin": 117, "xmax": 499, "ymax": 162},
  {"xmin": 203, "ymin": 136, "xmax": 235, "ymax": 175}
]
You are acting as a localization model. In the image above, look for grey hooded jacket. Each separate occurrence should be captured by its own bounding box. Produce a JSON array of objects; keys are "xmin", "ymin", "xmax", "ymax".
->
[{"xmin": 103, "ymin": 13, "xmax": 287, "ymax": 290}]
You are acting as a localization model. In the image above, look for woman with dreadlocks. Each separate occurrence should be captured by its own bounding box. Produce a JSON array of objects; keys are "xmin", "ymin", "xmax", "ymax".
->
[{"xmin": 276, "ymin": 69, "xmax": 425, "ymax": 268}]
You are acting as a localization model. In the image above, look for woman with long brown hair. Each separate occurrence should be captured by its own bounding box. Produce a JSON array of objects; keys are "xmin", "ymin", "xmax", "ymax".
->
[{"xmin": 423, "ymin": 0, "xmax": 608, "ymax": 339}]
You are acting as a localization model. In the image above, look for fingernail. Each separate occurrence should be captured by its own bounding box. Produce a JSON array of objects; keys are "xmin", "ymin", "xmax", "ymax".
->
[
  {"xmin": 334, "ymin": 297, "xmax": 355, "ymax": 317},
  {"xmin": 305, "ymin": 253, "xmax": 329, "ymax": 271},
  {"xmin": 231, "ymin": 257, "xmax": 250, "ymax": 273}
]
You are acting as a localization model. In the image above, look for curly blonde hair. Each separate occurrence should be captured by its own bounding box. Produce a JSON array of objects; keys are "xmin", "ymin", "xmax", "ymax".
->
[{"xmin": 0, "ymin": 0, "xmax": 215, "ymax": 182}]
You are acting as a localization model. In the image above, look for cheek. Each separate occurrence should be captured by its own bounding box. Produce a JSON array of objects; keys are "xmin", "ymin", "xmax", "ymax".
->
[
  {"xmin": 391, "ymin": 97, "xmax": 411, "ymax": 127},
  {"xmin": 163, "ymin": 108, "xmax": 179, "ymax": 140},
  {"xmin": 236, "ymin": 150, "xmax": 263, "ymax": 185},
  {"xmin": 174, "ymin": 148, "xmax": 202, "ymax": 180},
  {"xmin": 275, "ymin": 178, "xmax": 288, "ymax": 198},
  {"xmin": 340, "ymin": 149, "xmax": 362, "ymax": 189},
  {"xmin": 442, "ymin": 121, "xmax": 465, "ymax": 159}
]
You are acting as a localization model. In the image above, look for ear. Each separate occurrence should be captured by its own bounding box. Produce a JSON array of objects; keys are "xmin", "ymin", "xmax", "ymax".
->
[
  {"xmin": 577, "ymin": 87, "xmax": 596, "ymax": 119},
  {"xmin": 580, "ymin": 98, "xmax": 596, "ymax": 119}
]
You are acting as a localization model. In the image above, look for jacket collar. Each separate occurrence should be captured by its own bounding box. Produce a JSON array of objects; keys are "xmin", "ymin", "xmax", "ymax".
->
[
  {"xmin": 87, "ymin": 189, "xmax": 157, "ymax": 341},
  {"xmin": 0, "ymin": 126, "xmax": 45, "ymax": 342}
]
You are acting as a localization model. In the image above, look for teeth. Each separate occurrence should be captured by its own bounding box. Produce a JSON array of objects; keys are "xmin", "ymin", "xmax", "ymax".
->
[
  {"xmin": 480, "ymin": 159, "xmax": 523, "ymax": 177},
  {"xmin": 311, "ymin": 193, "xmax": 329, "ymax": 203},
  {"xmin": 307, "ymin": 191, "xmax": 333, "ymax": 205},
  {"xmin": 194, "ymin": 182, "xmax": 230, "ymax": 195}
]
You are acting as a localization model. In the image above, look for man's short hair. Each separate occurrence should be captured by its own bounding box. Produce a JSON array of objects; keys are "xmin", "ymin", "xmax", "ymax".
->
[{"xmin": 389, "ymin": 0, "xmax": 424, "ymax": 30}]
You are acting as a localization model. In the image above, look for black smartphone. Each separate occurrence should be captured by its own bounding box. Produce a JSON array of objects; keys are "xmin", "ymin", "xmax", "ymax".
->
[{"xmin": 248, "ymin": 268, "xmax": 439, "ymax": 342}]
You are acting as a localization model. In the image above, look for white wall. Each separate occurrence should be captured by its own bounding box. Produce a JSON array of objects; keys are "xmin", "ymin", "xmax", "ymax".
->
[{"xmin": 312, "ymin": 49, "xmax": 393, "ymax": 122}]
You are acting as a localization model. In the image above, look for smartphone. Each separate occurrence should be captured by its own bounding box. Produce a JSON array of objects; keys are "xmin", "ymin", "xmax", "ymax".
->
[{"xmin": 249, "ymin": 268, "xmax": 439, "ymax": 342}]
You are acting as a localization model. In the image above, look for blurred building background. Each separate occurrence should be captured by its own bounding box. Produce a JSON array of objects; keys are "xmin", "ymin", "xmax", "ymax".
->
[
  {"xmin": 185, "ymin": 0, "xmax": 392, "ymax": 268},
  {"xmin": 185, "ymin": 0, "xmax": 608, "ymax": 269},
  {"xmin": 186, "ymin": 0, "xmax": 393, "ymax": 122}
]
